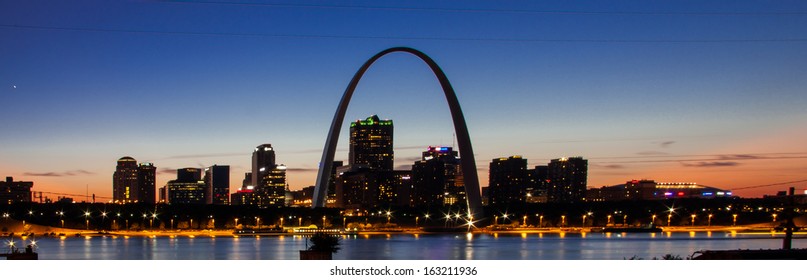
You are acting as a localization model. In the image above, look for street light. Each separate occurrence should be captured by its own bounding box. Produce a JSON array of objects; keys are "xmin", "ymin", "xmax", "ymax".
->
[
  {"xmin": 651, "ymin": 214, "xmax": 657, "ymax": 225},
  {"xmin": 582, "ymin": 214, "xmax": 587, "ymax": 226},
  {"xmin": 415, "ymin": 216, "xmax": 420, "ymax": 227},
  {"xmin": 280, "ymin": 217, "xmax": 284, "ymax": 228},
  {"xmin": 322, "ymin": 215, "xmax": 327, "ymax": 228},
  {"xmin": 708, "ymin": 214, "xmax": 713, "ymax": 226},
  {"xmin": 623, "ymin": 215, "xmax": 628, "ymax": 226},
  {"xmin": 561, "ymin": 215, "xmax": 566, "ymax": 227},
  {"xmin": 667, "ymin": 214, "xmax": 672, "ymax": 227},
  {"xmin": 607, "ymin": 215, "xmax": 612, "ymax": 225},
  {"xmin": 298, "ymin": 217, "xmax": 302, "ymax": 227},
  {"xmin": 256, "ymin": 217, "xmax": 260, "ymax": 229},
  {"xmin": 84, "ymin": 211, "xmax": 91, "ymax": 230},
  {"xmin": 733, "ymin": 214, "xmax": 738, "ymax": 226},
  {"xmin": 539, "ymin": 215, "xmax": 544, "ymax": 228},
  {"xmin": 772, "ymin": 213, "xmax": 777, "ymax": 222},
  {"xmin": 691, "ymin": 214, "xmax": 696, "ymax": 226},
  {"xmin": 523, "ymin": 215, "xmax": 528, "ymax": 226}
]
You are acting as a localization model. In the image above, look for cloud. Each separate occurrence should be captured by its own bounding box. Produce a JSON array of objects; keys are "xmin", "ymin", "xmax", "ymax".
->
[
  {"xmin": 158, "ymin": 168, "xmax": 176, "ymax": 175},
  {"xmin": 23, "ymin": 170, "xmax": 95, "ymax": 177},
  {"xmin": 592, "ymin": 164, "xmax": 625, "ymax": 169},
  {"xmin": 636, "ymin": 151, "xmax": 669, "ymax": 156},
  {"xmin": 681, "ymin": 161, "xmax": 740, "ymax": 167},
  {"xmin": 160, "ymin": 152, "xmax": 244, "ymax": 160},
  {"xmin": 285, "ymin": 168, "xmax": 318, "ymax": 172},
  {"xmin": 717, "ymin": 154, "xmax": 762, "ymax": 160},
  {"xmin": 659, "ymin": 141, "xmax": 676, "ymax": 148}
]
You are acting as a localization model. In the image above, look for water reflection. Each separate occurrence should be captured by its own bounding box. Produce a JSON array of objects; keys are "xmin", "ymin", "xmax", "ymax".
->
[{"xmin": 28, "ymin": 232, "xmax": 807, "ymax": 260}]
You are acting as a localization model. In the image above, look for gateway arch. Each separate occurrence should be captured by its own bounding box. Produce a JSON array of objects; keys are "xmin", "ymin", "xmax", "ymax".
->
[{"xmin": 312, "ymin": 47, "xmax": 483, "ymax": 219}]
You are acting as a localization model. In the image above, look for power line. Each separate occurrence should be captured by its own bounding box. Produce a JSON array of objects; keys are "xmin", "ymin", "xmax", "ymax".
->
[
  {"xmin": 732, "ymin": 179, "xmax": 807, "ymax": 190},
  {"xmin": 2, "ymin": 24, "xmax": 807, "ymax": 43},
  {"xmin": 158, "ymin": 0, "xmax": 807, "ymax": 16},
  {"xmin": 34, "ymin": 191, "xmax": 113, "ymax": 200}
]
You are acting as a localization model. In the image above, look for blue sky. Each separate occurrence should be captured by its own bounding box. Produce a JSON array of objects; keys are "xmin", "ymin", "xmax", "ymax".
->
[{"xmin": 2, "ymin": 0, "xmax": 807, "ymax": 199}]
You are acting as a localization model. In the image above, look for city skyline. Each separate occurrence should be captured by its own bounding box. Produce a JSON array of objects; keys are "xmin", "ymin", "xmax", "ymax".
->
[{"xmin": 2, "ymin": 1, "xmax": 807, "ymax": 199}]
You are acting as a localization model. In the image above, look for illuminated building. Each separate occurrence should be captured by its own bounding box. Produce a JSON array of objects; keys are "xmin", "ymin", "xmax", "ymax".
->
[
  {"xmin": 231, "ymin": 172, "xmax": 257, "ymax": 206},
  {"xmin": 335, "ymin": 165, "xmax": 379, "ymax": 209},
  {"xmin": 204, "ymin": 165, "xmax": 230, "ymax": 205},
  {"xmin": 165, "ymin": 168, "xmax": 206, "ymax": 204},
  {"xmin": 335, "ymin": 115, "xmax": 396, "ymax": 209},
  {"xmin": 547, "ymin": 157, "xmax": 588, "ymax": 203},
  {"xmin": 585, "ymin": 180, "xmax": 732, "ymax": 201},
  {"xmin": 1, "ymin": 176, "xmax": 33, "ymax": 204},
  {"xmin": 137, "ymin": 163, "xmax": 156, "ymax": 204},
  {"xmin": 113, "ymin": 156, "xmax": 138, "ymax": 203},
  {"xmin": 488, "ymin": 156, "xmax": 528, "ymax": 206},
  {"xmin": 349, "ymin": 115, "xmax": 393, "ymax": 171},
  {"xmin": 251, "ymin": 144, "xmax": 287, "ymax": 207},
  {"xmin": 392, "ymin": 170, "xmax": 412, "ymax": 207},
  {"xmin": 526, "ymin": 166, "xmax": 548, "ymax": 203},
  {"xmin": 411, "ymin": 146, "xmax": 465, "ymax": 207},
  {"xmin": 113, "ymin": 156, "xmax": 156, "ymax": 204}
]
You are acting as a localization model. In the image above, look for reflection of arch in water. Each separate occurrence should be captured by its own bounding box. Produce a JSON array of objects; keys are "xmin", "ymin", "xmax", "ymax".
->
[{"xmin": 311, "ymin": 47, "xmax": 483, "ymax": 218}]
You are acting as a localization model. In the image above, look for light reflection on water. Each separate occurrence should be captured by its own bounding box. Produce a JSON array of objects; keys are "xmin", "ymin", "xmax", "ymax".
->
[{"xmin": 26, "ymin": 232, "xmax": 807, "ymax": 260}]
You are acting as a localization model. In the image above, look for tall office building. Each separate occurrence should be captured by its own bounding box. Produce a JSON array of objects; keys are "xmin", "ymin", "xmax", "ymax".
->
[
  {"xmin": 113, "ymin": 157, "xmax": 157, "ymax": 204},
  {"xmin": 251, "ymin": 144, "xmax": 286, "ymax": 207},
  {"xmin": 204, "ymin": 165, "xmax": 230, "ymax": 205},
  {"xmin": 137, "ymin": 163, "xmax": 156, "ymax": 204},
  {"xmin": 335, "ymin": 115, "xmax": 396, "ymax": 210},
  {"xmin": 349, "ymin": 115, "xmax": 394, "ymax": 171},
  {"xmin": 231, "ymin": 172, "xmax": 258, "ymax": 206},
  {"xmin": 177, "ymin": 168, "xmax": 202, "ymax": 183},
  {"xmin": 411, "ymin": 146, "xmax": 465, "ymax": 207},
  {"xmin": 547, "ymin": 157, "xmax": 588, "ymax": 203},
  {"xmin": 113, "ymin": 156, "xmax": 139, "ymax": 203},
  {"xmin": 252, "ymin": 144, "xmax": 276, "ymax": 188},
  {"xmin": 166, "ymin": 168, "xmax": 206, "ymax": 204},
  {"xmin": 488, "ymin": 156, "xmax": 528, "ymax": 206}
]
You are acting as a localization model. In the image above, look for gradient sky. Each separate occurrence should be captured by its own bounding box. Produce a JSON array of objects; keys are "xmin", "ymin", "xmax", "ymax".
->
[{"xmin": 1, "ymin": 0, "xmax": 806, "ymax": 200}]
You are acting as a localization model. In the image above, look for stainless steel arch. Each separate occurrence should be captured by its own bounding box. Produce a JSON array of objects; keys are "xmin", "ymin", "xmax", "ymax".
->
[{"xmin": 312, "ymin": 47, "xmax": 483, "ymax": 219}]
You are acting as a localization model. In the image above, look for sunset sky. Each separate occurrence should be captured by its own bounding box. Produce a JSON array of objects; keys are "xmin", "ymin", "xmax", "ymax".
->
[{"xmin": 1, "ymin": 0, "xmax": 806, "ymax": 200}]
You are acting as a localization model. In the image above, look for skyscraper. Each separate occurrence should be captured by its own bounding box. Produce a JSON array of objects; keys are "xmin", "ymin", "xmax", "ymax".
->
[
  {"xmin": 137, "ymin": 163, "xmax": 156, "ymax": 204},
  {"xmin": 547, "ymin": 157, "xmax": 588, "ymax": 203},
  {"xmin": 411, "ymin": 146, "xmax": 465, "ymax": 207},
  {"xmin": 113, "ymin": 156, "xmax": 139, "ymax": 203},
  {"xmin": 204, "ymin": 165, "xmax": 230, "ymax": 205},
  {"xmin": 488, "ymin": 156, "xmax": 528, "ymax": 206},
  {"xmin": 336, "ymin": 115, "xmax": 396, "ymax": 210},
  {"xmin": 252, "ymin": 144, "xmax": 276, "ymax": 188},
  {"xmin": 251, "ymin": 144, "xmax": 286, "ymax": 207},
  {"xmin": 166, "ymin": 168, "xmax": 206, "ymax": 204},
  {"xmin": 349, "ymin": 115, "xmax": 393, "ymax": 171}
]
